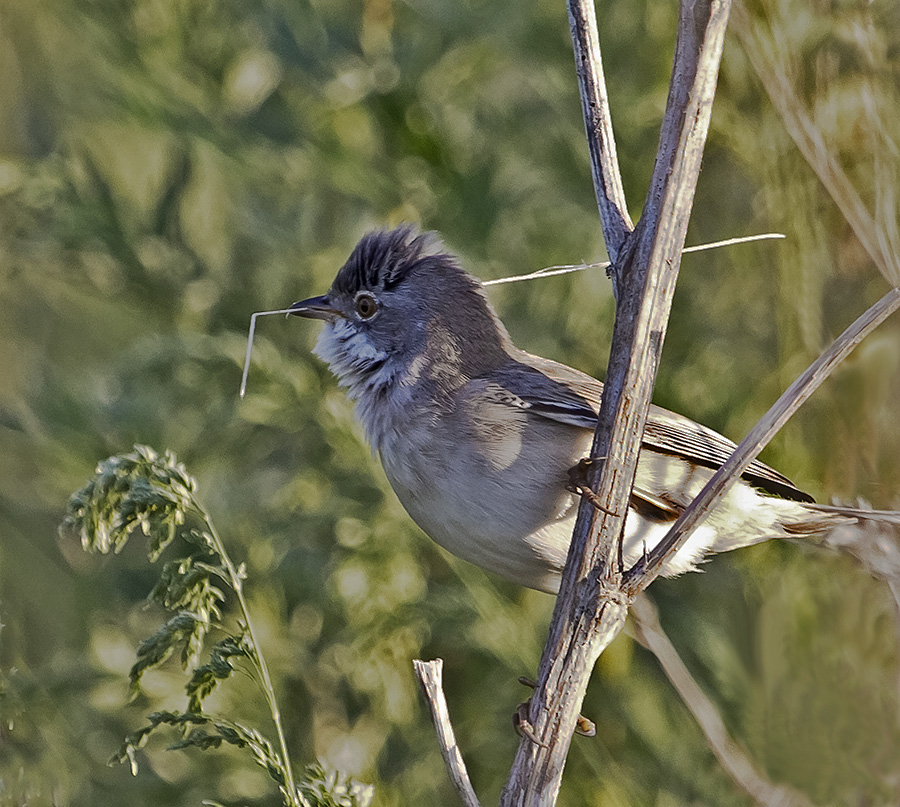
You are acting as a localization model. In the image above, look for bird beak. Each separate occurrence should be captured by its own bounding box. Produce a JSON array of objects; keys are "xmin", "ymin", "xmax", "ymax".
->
[{"xmin": 289, "ymin": 295, "xmax": 340, "ymax": 321}]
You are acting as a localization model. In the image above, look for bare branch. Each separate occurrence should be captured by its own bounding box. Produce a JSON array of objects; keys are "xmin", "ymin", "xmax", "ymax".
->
[
  {"xmin": 630, "ymin": 594, "xmax": 815, "ymax": 807},
  {"xmin": 567, "ymin": 0, "xmax": 633, "ymax": 264},
  {"xmin": 413, "ymin": 659, "xmax": 482, "ymax": 807},
  {"xmin": 501, "ymin": 2, "xmax": 733, "ymax": 804},
  {"xmin": 624, "ymin": 287, "xmax": 900, "ymax": 596}
]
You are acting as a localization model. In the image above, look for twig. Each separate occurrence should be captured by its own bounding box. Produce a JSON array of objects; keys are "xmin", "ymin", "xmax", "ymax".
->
[
  {"xmin": 501, "ymin": 2, "xmax": 733, "ymax": 805},
  {"xmin": 413, "ymin": 659, "xmax": 482, "ymax": 807},
  {"xmin": 624, "ymin": 287, "xmax": 900, "ymax": 596},
  {"xmin": 481, "ymin": 232, "xmax": 784, "ymax": 286},
  {"xmin": 629, "ymin": 594, "xmax": 815, "ymax": 807},
  {"xmin": 239, "ymin": 308, "xmax": 298, "ymax": 398},
  {"xmin": 567, "ymin": 0, "xmax": 633, "ymax": 264}
]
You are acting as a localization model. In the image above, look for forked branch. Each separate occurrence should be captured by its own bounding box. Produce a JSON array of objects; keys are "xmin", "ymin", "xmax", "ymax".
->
[
  {"xmin": 415, "ymin": 1, "xmax": 900, "ymax": 805},
  {"xmin": 501, "ymin": 1, "xmax": 734, "ymax": 804}
]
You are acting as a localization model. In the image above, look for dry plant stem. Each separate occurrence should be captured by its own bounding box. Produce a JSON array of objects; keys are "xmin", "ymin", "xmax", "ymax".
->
[
  {"xmin": 625, "ymin": 286, "xmax": 900, "ymax": 596},
  {"xmin": 567, "ymin": 0, "xmax": 633, "ymax": 263},
  {"xmin": 500, "ymin": 2, "xmax": 733, "ymax": 805},
  {"xmin": 630, "ymin": 594, "xmax": 814, "ymax": 807},
  {"xmin": 412, "ymin": 660, "xmax": 482, "ymax": 807},
  {"xmin": 202, "ymin": 513, "xmax": 297, "ymax": 801},
  {"xmin": 731, "ymin": 3, "xmax": 900, "ymax": 285}
]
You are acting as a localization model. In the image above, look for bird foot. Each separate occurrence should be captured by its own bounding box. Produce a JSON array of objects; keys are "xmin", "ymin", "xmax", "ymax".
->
[
  {"xmin": 565, "ymin": 457, "xmax": 617, "ymax": 518},
  {"xmin": 515, "ymin": 676, "xmax": 596, "ymax": 740},
  {"xmin": 513, "ymin": 701, "xmax": 548, "ymax": 747}
]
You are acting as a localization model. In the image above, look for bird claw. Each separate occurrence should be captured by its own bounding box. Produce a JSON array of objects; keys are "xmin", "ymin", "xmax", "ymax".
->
[
  {"xmin": 566, "ymin": 457, "xmax": 617, "ymax": 517},
  {"xmin": 565, "ymin": 457, "xmax": 597, "ymax": 492},
  {"xmin": 516, "ymin": 676, "xmax": 596, "ymax": 740},
  {"xmin": 513, "ymin": 702, "xmax": 548, "ymax": 747}
]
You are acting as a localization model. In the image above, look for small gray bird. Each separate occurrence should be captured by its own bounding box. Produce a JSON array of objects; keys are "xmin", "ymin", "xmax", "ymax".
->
[{"xmin": 290, "ymin": 226, "xmax": 897, "ymax": 594}]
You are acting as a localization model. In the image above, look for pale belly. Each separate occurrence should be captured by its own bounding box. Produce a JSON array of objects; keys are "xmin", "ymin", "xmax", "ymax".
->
[{"xmin": 376, "ymin": 413, "xmax": 814, "ymax": 594}]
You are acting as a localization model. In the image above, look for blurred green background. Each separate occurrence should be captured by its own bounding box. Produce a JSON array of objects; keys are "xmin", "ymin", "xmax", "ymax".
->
[{"xmin": 2, "ymin": 0, "xmax": 899, "ymax": 804}]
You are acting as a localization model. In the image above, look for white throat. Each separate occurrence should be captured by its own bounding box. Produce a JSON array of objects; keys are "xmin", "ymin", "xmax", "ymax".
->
[{"xmin": 313, "ymin": 321, "xmax": 410, "ymax": 453}]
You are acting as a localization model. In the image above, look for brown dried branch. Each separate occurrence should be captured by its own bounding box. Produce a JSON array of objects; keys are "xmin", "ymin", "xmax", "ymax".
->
[
  {"xmin": 419, "ymin": 3, "xmax": 900, "ymax": 805},
  {"xmin": 567, "ymin": 0, "xmax": 633, "ymax": 264},
  {"xmin": 624, "ymin": 286, "xmax": 900, "ymax": 595}
]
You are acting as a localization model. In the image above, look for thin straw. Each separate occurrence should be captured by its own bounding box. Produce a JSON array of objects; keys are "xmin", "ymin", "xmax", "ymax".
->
[
  {"xmin": 239, "ymin": 308, "xmax": 299, "ymax": 398},
  {"xmin": 482, "ymin": 232, "xmax": 785, "ymax": 286},
  {"xmin": 240, "ymin": 233, "xmax": 786, "ymax": 396}
]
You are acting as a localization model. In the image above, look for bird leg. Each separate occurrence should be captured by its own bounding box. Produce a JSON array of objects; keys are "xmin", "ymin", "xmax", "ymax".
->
[{"xmin": 515, "ymin": 676, "xmax": 596, "ymax": 740}]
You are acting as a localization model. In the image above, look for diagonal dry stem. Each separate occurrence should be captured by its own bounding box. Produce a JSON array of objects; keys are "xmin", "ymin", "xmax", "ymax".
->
[
  {"xmin": 630, "ymin": 594, "xmax": 815, "ymax": 807},
  {"xmin": 625, "ymin": 286, "xmax": 900, "ymax": 595},
  {"xmin": 731, "ymin": 2, "xmax": 900, "ymax": 286}
]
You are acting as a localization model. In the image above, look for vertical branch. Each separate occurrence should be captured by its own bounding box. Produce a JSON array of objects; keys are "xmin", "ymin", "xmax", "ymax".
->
[
  {"xmin": 500, "ymin": 1, "xmax": 733, "ymax": 805},
  {"xmin": 567, "ymin": 0, "xmax": 633, "ymax": 264}
]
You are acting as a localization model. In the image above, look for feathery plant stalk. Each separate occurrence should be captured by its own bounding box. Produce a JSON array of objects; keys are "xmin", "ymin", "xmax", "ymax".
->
[{"xmin": 60, "ymin": 445, "xmax": 372, "ymax": 807}]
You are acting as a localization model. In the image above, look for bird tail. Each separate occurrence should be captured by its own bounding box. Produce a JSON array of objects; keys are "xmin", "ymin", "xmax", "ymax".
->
[
  {"xmin": 778, "ymin": 502, "xmax": 900, "ymax": 538},
  {"xmin": 797, "ymin": 503, "xmax": 900, "ymax": 585},
  {"xmin": 802, "ymin": 503, "xmax": 900, "ymax": 526}
]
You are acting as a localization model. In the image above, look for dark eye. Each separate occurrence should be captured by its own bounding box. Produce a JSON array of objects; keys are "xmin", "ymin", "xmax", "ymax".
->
[{"xmin": 355, "ymin": 293, "xmax": 378, "ymax": 319}]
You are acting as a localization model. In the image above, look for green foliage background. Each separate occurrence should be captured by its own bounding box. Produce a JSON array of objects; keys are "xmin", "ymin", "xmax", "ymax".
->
[{"xmin": 1, "ymin": 0, "xmax": 899, "ymax": 804}]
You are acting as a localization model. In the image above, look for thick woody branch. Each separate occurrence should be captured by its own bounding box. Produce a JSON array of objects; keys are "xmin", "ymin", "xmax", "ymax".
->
[
  {"xmin": 421, "ymin": 2, "xmax": 899, "ymax": 805},
  {"xmin": 500, "ymin": 2, "xmax": 733, "ymax": 805},
  {"xmin": 413, "ymin": 659, "xmax": 482, "ymax": 807},
  {"xmin": 630, "ymin": 594, "xmax": 815, "ymax": 807}
]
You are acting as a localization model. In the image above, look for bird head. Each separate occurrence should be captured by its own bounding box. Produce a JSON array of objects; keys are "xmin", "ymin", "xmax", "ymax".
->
[{"xmin": 290, "ymin": 226, "xmax": 513, "ymax": 402}]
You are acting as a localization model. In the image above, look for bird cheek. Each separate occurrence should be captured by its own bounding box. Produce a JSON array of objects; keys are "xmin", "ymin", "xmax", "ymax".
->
[{"xmin": 391, "ymin": 319, "xmax": 425, "ymax": 356}]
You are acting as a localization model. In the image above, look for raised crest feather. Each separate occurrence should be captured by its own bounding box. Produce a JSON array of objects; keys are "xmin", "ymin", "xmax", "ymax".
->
[{"xmin": 332, "ymin": 226, "xmax": 444, "ymax": 295}]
